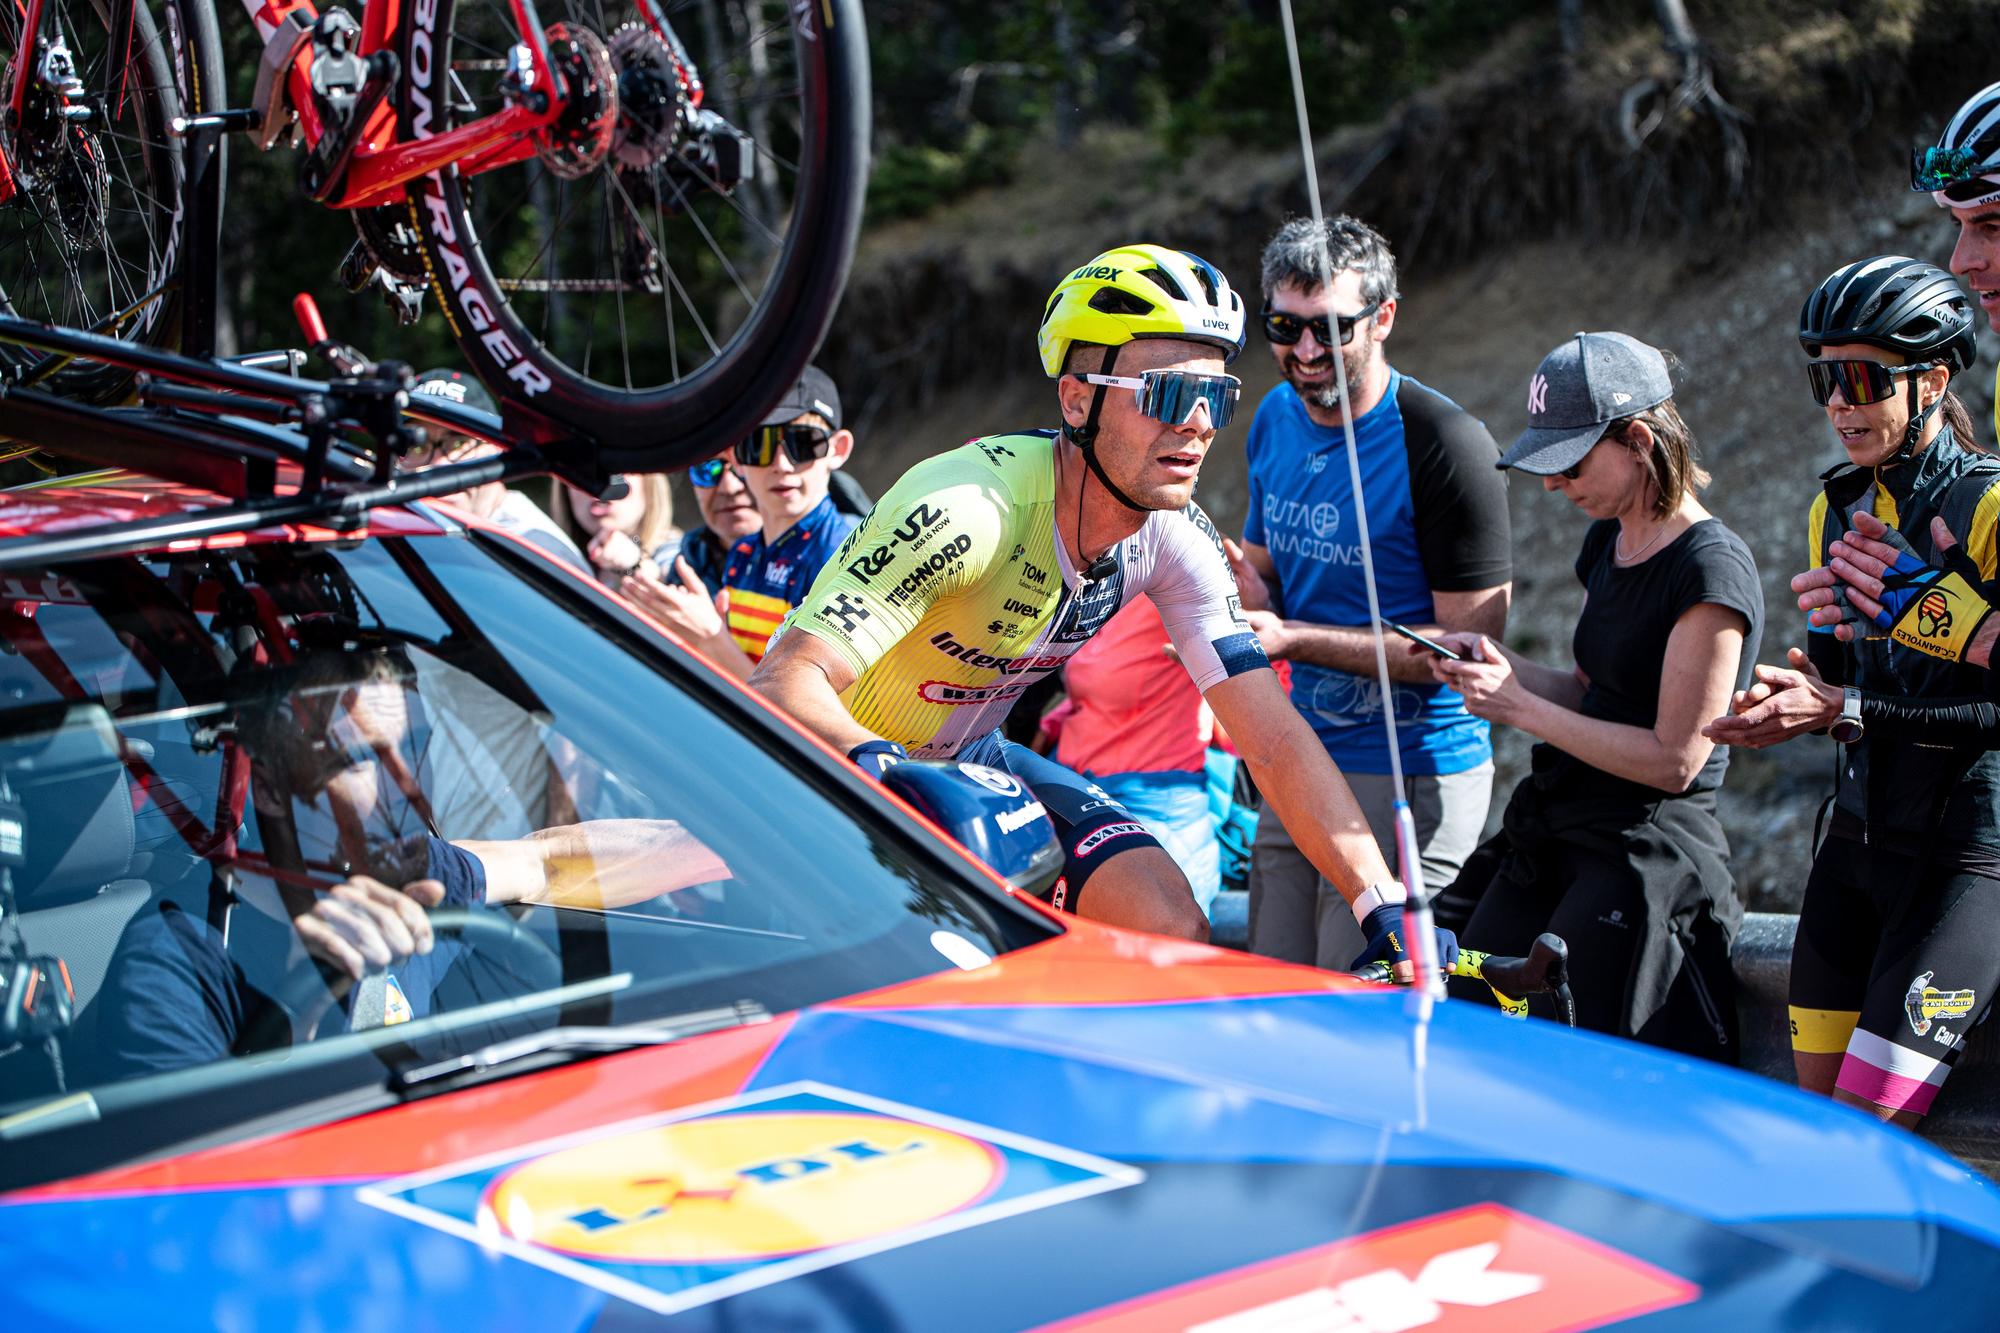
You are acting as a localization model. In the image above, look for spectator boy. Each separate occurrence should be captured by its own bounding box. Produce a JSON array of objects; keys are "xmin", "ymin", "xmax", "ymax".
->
[
  {"xmin": 630, "ymin": 368, "xmax": 860, "ymax": 678},
  {"xmin": 1235, "ymin": 216, "xmax": 1512, "ymax": 969}
]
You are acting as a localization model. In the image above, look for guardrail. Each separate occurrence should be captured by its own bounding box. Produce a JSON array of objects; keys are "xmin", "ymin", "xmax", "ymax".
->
[{"xmin": 1208, "ymin": 894, "xmax": 2000, "ymax": 1173}]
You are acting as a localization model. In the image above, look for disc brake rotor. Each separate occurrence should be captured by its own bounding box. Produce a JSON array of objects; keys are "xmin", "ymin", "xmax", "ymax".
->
[
  {"xmin": 536, "ymin": 24, "xmax": 618, "ymax": 180},
  {"xmin": 51, "ymin": 124, "xmax": 108, "ymax": 255},
  {"xmin": 608, "ymin": 22, "xmax": 685, "ymax": 173}
]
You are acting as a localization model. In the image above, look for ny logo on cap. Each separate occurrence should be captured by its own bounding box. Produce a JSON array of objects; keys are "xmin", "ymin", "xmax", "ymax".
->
[{"xmin": 1527, "ymin": 373, "xmax": 1549, "ymax": 417}]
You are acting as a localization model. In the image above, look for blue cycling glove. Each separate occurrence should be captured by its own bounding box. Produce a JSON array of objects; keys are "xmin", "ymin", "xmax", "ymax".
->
[
  {"xmin": 1351, "ymin": 903, "xmax": 1459, "ymax": 975},
  {"xmin": 847, "ymin": 739, "xmax": 909, "ymax": 779},
  {"xmin": 1828, "ymin": 521, "xmax": 1994, "ymax": 662}
]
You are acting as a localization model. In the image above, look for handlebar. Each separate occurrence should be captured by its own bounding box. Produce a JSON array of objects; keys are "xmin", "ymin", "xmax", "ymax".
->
[{"xmin": 1351, "ymin": 932, "xmax": 1576, "ymax": 1027}]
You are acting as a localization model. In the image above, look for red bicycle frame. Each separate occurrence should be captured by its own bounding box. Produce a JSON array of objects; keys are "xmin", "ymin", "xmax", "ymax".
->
[{"xmin": 244, "ymin": 0, "xmax": 559, "ymax": 209}]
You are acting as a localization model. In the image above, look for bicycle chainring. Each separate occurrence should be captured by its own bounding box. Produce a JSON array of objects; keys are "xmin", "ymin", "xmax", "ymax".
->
[
  {"xmin": 607, "ymin": 22, "xmax": 685, "ymax": 173},
  {"xmin": 350, "ymin": 203, "xmax": 428, "ymax": 283},
  {"xmin": 535, "ymin": 24, "xmax": 617, "ymax": 181}
]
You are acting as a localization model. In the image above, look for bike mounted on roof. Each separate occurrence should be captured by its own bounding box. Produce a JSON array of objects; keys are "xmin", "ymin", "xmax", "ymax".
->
[{"xmin": 0, "ymin": 0, "xmax": 869, "ymax": 469}]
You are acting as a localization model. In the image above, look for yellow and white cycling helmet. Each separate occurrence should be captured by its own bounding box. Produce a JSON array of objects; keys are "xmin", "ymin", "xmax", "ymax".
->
[{"xmin": 1037, "ymin": 244, "xmax": 1247, "ymax": 377}]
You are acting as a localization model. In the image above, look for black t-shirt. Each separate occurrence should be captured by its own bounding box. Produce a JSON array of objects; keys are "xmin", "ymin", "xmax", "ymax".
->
[
  {"xmin": 1564, "ymin": 518, "xmax": 1764, "ymax": 795},
  {"xmin": 1398, "ymin": 377, "xmax": 1515, "ymax": 593},
  {"xmin": 93, "ymin": 838, "xmax": 486, "ymax": 1080}
]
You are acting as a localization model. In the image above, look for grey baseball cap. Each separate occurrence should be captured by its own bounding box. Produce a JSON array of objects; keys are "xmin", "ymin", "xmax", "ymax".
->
[
  {"xmin": 761, "ymin": 364, "xmax": 842, "ymax": 430},
  {"xmin": 1497, "ymin": 332, "xmax": 1673, "ymax": 474}
]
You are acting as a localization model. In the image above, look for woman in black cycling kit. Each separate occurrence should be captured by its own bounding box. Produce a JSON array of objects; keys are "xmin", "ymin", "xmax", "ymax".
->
[
  {"xmin": 1422, "ymin": 332, "xmax": 1761, "ymax": 1061},
  {"xmin": 1706, "ymin": 256, "xmax": 2000, "ymax": 1126}
]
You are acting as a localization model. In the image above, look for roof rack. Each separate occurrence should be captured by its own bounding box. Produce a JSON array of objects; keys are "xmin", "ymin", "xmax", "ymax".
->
[{"xmin": 0, "ymin": 306, "xmax": 601, "ymax": 567}]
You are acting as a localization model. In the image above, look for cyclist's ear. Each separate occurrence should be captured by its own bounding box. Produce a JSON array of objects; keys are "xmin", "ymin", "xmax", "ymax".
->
[
  {"xmin": 827, "ymin": 429, "xmax": 855, "ymax": 470},
  {"xmin": 1057, "ymin": 373, "xmax": 1092, "ymax": 427}
]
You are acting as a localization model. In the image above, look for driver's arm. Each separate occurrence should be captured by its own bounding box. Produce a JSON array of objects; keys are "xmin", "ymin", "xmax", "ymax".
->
[
  {"xmin": 748, "ymin": 628, "xmax": 875, "ymax": 752},
  {"xmin": 1202, "ymin": 667, "xmax": 1394, "ymax": 902},
  {"xmin": 457, "ymin": 819, "xmax": 733, "ymax": 910}
]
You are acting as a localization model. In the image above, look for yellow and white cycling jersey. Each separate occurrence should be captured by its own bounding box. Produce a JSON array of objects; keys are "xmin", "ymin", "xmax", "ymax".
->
[{"xmin": 781, "ymin": 431, "xmax": 1267, "ymax": 758}]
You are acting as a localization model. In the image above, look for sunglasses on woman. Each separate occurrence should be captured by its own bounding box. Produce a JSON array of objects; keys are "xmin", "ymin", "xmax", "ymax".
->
[
  {"xmin": 1075, "ymin": 367, "xmax": 1243, "ymax": 430},
  {"xmin": 1806, "ymin": 359, "xmax": 1938, "ymax": 408},
  {"xmin": 1260, "ymin": 299, "xmax": 1381, "ymax": 348}
]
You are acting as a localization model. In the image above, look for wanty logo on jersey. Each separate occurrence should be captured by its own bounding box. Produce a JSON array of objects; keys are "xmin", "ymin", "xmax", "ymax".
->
[{"xmin": 921, "ymin": 678, "xmax": 1028, "ymax": 706}]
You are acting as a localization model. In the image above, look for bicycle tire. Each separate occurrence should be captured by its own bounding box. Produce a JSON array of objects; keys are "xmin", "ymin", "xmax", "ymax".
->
[
  {"xmin": 0, "ymin": 0, "xmax": 190, "ymax": 400},
  {"xmin": 396, "ymin": 0, "xmax": 871, "ymax": 472}
]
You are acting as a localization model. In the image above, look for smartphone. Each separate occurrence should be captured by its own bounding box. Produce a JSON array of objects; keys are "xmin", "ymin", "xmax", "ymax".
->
[{"xmin": 1386, "ymin": 621, "xmax": 1463, "ymax": 661}]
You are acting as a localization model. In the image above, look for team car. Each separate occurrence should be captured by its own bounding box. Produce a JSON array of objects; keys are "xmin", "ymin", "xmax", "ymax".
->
[{"xmin": 0, "ymin": 319, "xmax": 1998, "ymax": 1330}]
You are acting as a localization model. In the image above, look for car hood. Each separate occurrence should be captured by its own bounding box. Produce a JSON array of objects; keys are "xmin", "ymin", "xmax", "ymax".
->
[{"xmin": 5, "ymin": 931, "xmax": 1999, "ymax": 1330}]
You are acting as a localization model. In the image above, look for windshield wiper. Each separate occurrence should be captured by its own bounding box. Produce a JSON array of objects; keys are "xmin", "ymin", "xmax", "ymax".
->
[{"xmin": 387, "ymin": 1000, "xmax": 769, "ymax": 1096}]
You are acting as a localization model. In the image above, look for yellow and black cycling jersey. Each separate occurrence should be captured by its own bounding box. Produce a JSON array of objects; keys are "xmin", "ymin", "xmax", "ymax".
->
[
  {"xmin": 781, "ymin": 431, "xmax": 1267, "ymax": 759},
  {"xmin": 1806, "ymin": 424, "xmax": 2000, "ymax": 844}
]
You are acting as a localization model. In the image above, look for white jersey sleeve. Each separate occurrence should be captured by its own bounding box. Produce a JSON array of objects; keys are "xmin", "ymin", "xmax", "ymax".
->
[{"xmin": 1139, "ymin": 501, "xmax": 1270, "ymax": 692}]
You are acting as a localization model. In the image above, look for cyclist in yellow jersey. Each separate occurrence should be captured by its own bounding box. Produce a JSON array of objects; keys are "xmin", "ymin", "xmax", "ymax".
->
[{"xmin": 752, "ymin": 244, "xmax": 1457, "ymax": 973}]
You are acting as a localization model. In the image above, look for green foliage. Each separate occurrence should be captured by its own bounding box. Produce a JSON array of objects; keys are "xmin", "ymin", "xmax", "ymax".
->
[
  {"xmin": 867, "ymin": 127, "xmax": 1020, "ymax": 224},
  {"xmin": 860, "ymin": 0, "xmax": 1540, "ymax": 220}
]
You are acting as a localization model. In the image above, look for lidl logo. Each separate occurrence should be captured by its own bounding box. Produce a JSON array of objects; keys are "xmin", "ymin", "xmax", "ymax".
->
[
  {"xmin": 1043, "ymin": 1203, "xmax": 1697, "ymax": 1332},
  {"xmin": 361, "ymin": 1082, "xmax": 1140, "ymax": 1317}
]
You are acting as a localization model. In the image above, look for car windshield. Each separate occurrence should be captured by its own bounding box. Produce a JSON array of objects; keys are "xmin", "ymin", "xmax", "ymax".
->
[{"xmin": 0, "ymin": 530, "xmax": 1048, "ymax": 1180}]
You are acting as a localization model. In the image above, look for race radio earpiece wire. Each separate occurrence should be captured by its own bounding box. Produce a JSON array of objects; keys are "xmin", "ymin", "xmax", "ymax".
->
[{"xmin": 1275, "ymin": 0, "xmax": 1445, "ymax": 1011}]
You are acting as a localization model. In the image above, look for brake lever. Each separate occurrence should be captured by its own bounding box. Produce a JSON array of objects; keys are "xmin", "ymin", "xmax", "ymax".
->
[{"xmin": 1349, "ymin": 932, "xmax": 1577, "ymax": 1027}]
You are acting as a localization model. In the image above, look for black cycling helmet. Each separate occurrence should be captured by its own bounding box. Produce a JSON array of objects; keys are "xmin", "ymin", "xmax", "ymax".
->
[
  {"xmin": 1798, "ymin": 256, "xmax": 1978, "ymax": 373},
  {"xmin": 1800, "ymin": 256, "xmax": 1976, "ymax": 460}
]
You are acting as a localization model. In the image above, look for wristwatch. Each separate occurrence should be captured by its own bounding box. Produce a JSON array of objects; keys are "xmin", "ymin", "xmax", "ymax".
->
[{"xmin": 1829, "ymin": 686, "xmax": 1865, "ymax": 745}]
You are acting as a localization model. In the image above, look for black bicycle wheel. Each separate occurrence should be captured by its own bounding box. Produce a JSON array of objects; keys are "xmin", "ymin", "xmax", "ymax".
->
[
  {"xmin": 0, "ymin": 0, "xmax": 187, "ymax": 400},
  {"xmin": 398, "ymin": 0, "xmax": 870, "ymax": 470}
]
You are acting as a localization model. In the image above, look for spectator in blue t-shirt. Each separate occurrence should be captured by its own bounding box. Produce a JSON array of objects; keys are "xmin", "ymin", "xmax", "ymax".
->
[{"xmin": 1233, "ymin": 216, "xmax": 1513, "ymax": 969}]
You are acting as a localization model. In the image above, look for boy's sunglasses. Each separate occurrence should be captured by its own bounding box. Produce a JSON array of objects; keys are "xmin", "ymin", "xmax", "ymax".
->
[
  {"xmin": 734, "ymin": 423, "xmax": 832, "ymax": 468},
  {"xmin": 1911, "ymin": 144, "xmax": 2000, "ymax": 202},
  {"xmin": 1076, "ymin": 367, "xmax": 1242, "ymax": 431},
  {"xmin": 1806, "ymin": 358, "xmax": 1937, "ymax": 408},
  {"xmin": 1260, "ymin": 299, "xmax": 1381, "ymax": 348}
]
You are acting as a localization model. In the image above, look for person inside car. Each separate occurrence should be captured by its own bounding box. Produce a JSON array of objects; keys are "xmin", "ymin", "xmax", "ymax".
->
[{"xmin": 91, "ymin": 644, "xmax": 729, "ymax": 1080}]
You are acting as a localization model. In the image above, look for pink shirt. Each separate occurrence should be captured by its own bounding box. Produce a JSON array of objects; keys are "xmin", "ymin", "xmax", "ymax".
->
[{"xmin": 1042, "ymin": 596, "xmax": 1209, "ymax": 776}]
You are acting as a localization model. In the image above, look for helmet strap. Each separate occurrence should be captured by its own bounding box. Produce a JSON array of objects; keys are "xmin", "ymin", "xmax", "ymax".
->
[
  {"xmin": 1065, "ymin": 345, "xmax": 1152, "ymax": 514},
  {"xmin": 1900, "ymin": 369, "xmax": 1944, "ymax": 459}
]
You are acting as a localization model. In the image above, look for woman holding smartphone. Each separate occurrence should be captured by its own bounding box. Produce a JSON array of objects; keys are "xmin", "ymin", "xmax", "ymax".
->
[
  {"xmin": 1420, "ymin": 332, "xmax": 1761, "ymax": 1060},
  {"xmin": 1706, "ymin": 257, "xmax": 2000, "ymax": 1126}
]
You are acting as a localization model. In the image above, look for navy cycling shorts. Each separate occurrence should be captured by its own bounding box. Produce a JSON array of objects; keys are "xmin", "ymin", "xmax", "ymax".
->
[{"xmin": 956, "ymin": 729, "xmax": 1163, "ymax": 912}]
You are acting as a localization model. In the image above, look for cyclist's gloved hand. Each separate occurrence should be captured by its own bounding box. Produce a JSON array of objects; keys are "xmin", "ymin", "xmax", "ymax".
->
[
  {"xmin": 1350, "ymin": 900, "xmax": 1459, "ymax": 974},
  {"xmin": 1846, "ymin": 521, "xmax": 1995, "ymax": 662},
  {"xmin": 847, "ymin": 739, "xmax": 909, "ymax": 780}
]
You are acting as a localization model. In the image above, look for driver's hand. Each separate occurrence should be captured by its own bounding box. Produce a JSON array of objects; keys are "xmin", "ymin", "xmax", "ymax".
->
[
  {"xmin": 1351, "ymin": 903, "xmax": 1459, "ymax": 979},
  {"xmin": 296, "ymin": 875, "xmax": 445, "ymax": 980}
]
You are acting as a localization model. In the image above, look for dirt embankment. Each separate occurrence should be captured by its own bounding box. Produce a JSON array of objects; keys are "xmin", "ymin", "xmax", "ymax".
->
[{"xmin": 819, "ymin": 2, "xmax": 2000, "ymax": 909}]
